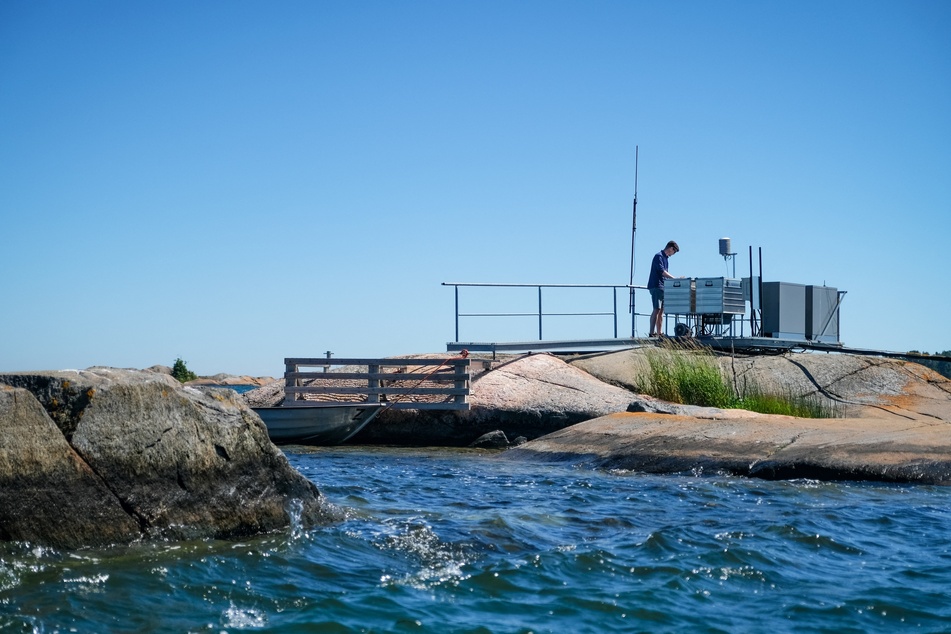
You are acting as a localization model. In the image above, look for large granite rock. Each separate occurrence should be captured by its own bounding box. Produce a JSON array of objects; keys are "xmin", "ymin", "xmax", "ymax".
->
[
  {"xmin": 503, "ymin": 348, "xmax": 951, "ymax": 484},
  {"xmin": 502, "ymin": 411, "xmax": 951, "ymax": 485},
  {"xmin": 0, "ymin": 368, "xmax": 334, "ymax": 549}
]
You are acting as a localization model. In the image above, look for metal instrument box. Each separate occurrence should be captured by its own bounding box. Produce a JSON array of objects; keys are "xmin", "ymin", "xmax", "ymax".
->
[
  {"xmin": 664, "ymin": 278, "xmax": 694, "ymax": 314},
  {"xmin": 762, "ymin": 282, "xmax": 806, "ymax": 339},
  {"xmin": 806, "ymin": 285, "xmax": 840, "ymax": 343},
  {"xmin": 694, "ymin": 277, "xmax": 745, "ymax": 315}
]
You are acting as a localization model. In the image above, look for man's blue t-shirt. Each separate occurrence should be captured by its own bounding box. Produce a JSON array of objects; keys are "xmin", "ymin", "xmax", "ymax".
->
[{"xmin": 647, "ymin": 250, "xmax": 668, "ymax": 289}]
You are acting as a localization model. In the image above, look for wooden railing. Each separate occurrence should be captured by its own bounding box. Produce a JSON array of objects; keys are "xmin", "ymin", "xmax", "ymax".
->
[{"xmin": 282, "ymin": 357, "xmax": 471, "ymax": 410}]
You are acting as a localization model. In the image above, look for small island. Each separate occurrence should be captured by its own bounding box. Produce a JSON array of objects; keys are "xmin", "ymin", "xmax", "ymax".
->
[{"xmin": 2, "ymin": 346, "xmax": 949, "ymax": 549}]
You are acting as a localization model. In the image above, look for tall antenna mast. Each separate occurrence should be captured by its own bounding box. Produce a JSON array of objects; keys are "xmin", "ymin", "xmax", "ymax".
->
[{"xmin": 628, "ymin": 146, "xmax": 638, "ymax": 318}]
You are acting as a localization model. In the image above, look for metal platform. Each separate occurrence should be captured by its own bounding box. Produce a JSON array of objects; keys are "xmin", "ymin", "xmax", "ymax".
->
[
  {"xmin": 446, "ymin": 336, "xmax": 836, "ymax": 356},
  {"xmin": 448, "ymin": 337, "xmax": 949, "ymax": 363}
]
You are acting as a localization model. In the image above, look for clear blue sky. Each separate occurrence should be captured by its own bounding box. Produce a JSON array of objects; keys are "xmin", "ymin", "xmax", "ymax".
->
[{"xmin": 2, "ymin": 1, "xmax": 949, "ymax": 378}]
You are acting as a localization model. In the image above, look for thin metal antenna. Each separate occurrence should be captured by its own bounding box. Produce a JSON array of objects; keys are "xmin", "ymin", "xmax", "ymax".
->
[{"xmin": 628, "ymin": 145, "xmax": 638, "ymax": 317}]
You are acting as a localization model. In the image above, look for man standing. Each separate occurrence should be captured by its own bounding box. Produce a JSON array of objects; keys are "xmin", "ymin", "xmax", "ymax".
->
[{"xmin": 647, "ymin": 240, "xmax": 680, "ymax": 337}]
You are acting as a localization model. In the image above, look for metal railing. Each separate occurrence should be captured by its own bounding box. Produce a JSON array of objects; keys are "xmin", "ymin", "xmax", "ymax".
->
[{"xmin": 442, "ymin": 282, "xmax": 646, "ymax": 342}]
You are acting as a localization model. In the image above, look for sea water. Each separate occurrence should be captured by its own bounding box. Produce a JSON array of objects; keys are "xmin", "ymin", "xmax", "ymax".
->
[{"xmin": 2, "ymin": 446, "xmax": 950, "ymax": 633}]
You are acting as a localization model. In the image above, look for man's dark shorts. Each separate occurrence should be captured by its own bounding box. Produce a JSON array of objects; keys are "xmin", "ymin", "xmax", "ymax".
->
[{"xmin": 650, "ymin": 288, "xmax": 664, "ymax": 310}]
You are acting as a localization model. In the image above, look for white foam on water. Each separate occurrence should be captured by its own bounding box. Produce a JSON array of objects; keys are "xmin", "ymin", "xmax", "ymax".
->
[{"xmin": 220, "ymin": 602, "xmax": 267, "ymax": 629}]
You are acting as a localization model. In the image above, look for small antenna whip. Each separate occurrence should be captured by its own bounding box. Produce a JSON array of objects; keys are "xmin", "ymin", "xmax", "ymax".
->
[{"xmin": 628, "ymin": 145, "xmax": 638, "ymax": 314}]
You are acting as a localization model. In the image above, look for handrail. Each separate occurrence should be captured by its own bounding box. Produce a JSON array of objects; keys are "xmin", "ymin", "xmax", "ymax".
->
[
  {"xmin": 283, "ymin": 357, "xmax": 471, "ymax": 410},
  {"xmin": 442, "ymin": 282, "xmax": 646, "ymax": 342}
]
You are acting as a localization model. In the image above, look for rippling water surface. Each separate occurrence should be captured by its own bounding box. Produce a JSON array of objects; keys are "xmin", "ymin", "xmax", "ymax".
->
[{"xmin": 2, "ymin": 446, "xmax": 950, "ymax": 633}]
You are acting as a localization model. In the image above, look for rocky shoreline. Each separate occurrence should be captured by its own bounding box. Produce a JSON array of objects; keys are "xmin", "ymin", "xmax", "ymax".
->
[
  {"xmin": 3, "ymin": 348, "xmax": 950, "ymax": 548},
  {"xmin": 242, "ymin": 349, "xmax": 951, "ymax": 483},
  {"xmin": 247, "ymin": 348, "xmax": 950, "ymax": 431},
  {"xmin": 503, "ymin": 351, "xmax": 951, "ymax": 484},
  {"xmin": 145, "ymin": 364, "xmax": 275, "ymax": 388}
]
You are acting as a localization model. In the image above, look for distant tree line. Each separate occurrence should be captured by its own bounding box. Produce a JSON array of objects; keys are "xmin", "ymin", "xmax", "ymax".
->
[{"xmin": 907, "ymin": 350, "xmax": 951, "ymax": 379}]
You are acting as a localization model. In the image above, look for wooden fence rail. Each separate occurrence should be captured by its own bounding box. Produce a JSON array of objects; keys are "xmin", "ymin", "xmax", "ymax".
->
[{"xmin": 282, "ymin": 357, "xmax": 471, "ymax": 410}]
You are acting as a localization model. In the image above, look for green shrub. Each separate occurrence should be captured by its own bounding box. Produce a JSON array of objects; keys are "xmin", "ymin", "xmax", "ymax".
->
[{"xmin": 171, "ymin": 357, "xmax": 198, "ymax": 383}]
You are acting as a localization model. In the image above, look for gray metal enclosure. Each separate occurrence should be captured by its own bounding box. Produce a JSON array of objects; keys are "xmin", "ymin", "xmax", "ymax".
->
[
  {"xmin": 806, "ymin": 285, "xmax": 840, "ymax": 343},
  {"xmin": 760, "ymin": 282, "xmax": 841, "ymax": 343},
  {"xmin": 665, "ymin": 278, "xmax": 694, "ymax": 314},
  {"xmin": 762, "ymin": 282, "xmax": 806, "ymax": 339},
  {"xmin": 695, "ymin": 277, "xmax": 745, "ymax": 315}
]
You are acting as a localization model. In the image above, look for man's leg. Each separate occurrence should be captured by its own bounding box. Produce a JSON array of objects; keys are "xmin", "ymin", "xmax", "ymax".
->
[{"xmin": 649, "ymin": 288, "xmax": 664, "ymax": 335}]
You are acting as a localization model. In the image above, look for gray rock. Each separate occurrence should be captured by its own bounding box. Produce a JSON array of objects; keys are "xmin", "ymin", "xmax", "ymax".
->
[
  {"xmin": 243, "ymin": 378, "xmax": 286, "ymax": 408},
  {"xmin": 460, "ymin": 353, "xmax": 639, "ymax": 439},
  {"xmin": 470, "ymin": 353, "xmax": 636, "ymax": 415},
  {"xmin": 469, "ymin": 430, "xmax": 510, "ymax": 449},
  {"xmin": 0, "ymin": 368, "xmax": 335, "ymax": 548},
  {"xmin": 625, "ymin": 395, "xmax": 729, "ymax": 417},
  {"xmin": 0, "ymin": 387, "xmax": 141, "ymax": 547}
]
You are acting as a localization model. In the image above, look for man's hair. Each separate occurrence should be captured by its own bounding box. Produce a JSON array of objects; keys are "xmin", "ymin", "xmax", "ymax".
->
[{"xmin": 665, "ymin": 240, "xmax": 680, "ymax": 252}]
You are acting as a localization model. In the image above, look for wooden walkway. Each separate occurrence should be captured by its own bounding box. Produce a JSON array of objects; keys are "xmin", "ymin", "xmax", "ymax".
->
[{"xmin": 281, "ymin": 357, "xmax": 473, "ymax": 410}]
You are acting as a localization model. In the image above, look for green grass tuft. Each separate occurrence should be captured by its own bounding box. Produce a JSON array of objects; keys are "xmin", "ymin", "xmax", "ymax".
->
[
  {"xmin": 736, "ymin": 388, "xmax": 838, "ymax": 418},
  {"xmin": 637, "ymin": 341, "xmax": 838, "ymax": 418}
]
